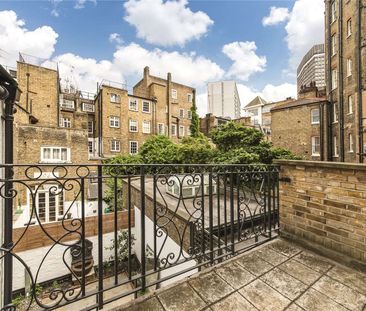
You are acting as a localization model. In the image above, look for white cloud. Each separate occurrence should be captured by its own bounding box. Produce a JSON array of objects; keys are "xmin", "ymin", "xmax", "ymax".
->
[
  {"xmin": 285, "ymin": 0, "xmax": 324, "ymax": 71},
  {"xmin": 261, "ymin": 83, "xmax": 297, "ymax": 102},
  {"xmin": 124, "ymin": 0, "xmax": 213, "ymax": 47},
  {"xmin": 240, "ymin": 83, "xmax": 296, "ymax": 108},
  {"xmin": 74, "ymin": 0, "xmax": 97, "ymax": 9},
  {"xmin": 262, "ymin": 7, "xmax": 290, "ymax": 26},
  {"xmin": 109, "ymin": 33, "xmax": 123, "ymax": 45},
  {"xmin": 196, "ymin": 93, "xmax": 208, "ymax": 117},
  {"xmin": 113, "ymin": 43, "xmax": 224, "ymax": 88},
  {"xmin": 223, "ymin": 41, "xmax": 267, "ymax": 81},
  {"xmin": 50, "ymin": 53, "xmax": 124, "ymax": 93},
  {"xmin": 0, "ymin": 10, "xmax": 58, "ymax": 66}
]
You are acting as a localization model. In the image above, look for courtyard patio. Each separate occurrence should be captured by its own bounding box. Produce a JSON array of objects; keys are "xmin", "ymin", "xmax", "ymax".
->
[{"xmin": 116, "ymin": 239, "xmax": 366, "ymax": 311}]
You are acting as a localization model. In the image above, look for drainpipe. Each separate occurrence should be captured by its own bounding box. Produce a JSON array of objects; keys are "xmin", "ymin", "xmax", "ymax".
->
[
  {"xmin": 357, "ymin": 0, "xmax": 364, "ymax": 163},
  {"xmin": 326, "ymin": 0, "xmax": 334, "ymax": 161},
  {"xmin": 0, "ymin": 65, "xmax": 19, "ymax": 308},
  {"xmin": 338, "ymin": 0, "xmax": 345, "ymax": 162},
  {"xmin": 320, "ymin": 102, "xmax": 324, "ymax": 161}
]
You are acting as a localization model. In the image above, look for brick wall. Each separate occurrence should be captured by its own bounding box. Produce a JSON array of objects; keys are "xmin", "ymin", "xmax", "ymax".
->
[
  {"xmin": 276, "ymin": 159, "xmax": 366, "ymax": 267},
  {"xmin": 13, "ymin": 210, "xmax": 134, "ymax": 252}
]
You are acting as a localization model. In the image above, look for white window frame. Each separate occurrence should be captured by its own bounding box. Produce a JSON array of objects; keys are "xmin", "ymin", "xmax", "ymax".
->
[
  {"xmin": 333, "ymin": 102, "xmax": 339, "ymax": 123},
  {"xmin": 311, "ymin": 108, "xmax": 320, "ymax": 124},
  {"xmin": 331, "ymin": 34, "xmax": 337, "ymax": 56},
  {"xmin": 31, "ymin": 185, "xmax": 64, "ymax": 223},
  {"xmin": 88, "ymin": 121, "xmax": 94, "ymax": 134},
  {"xmin": 142, "ymin": 120, "xmax": 151, "ymax": 134},
  {"xmin": 331, "ymin": 1, "xmax": 337, "ymax": 23},
  {"xmin": 129, "ymin": 141, "xmax": 138, "ymax": 155},
  {"xmin": 172, "ymin": 89, "xmax": 177, "ymax": 99},
  {"xmin": 348, "ymin": 95, "xmax": 353, "ymax": 114},
  {"xmin": 334, "ymin": 136, "xmax": 339, "ymax": 157},
  {"xmin": 157, "ymin": 123, "xmax": 165, "ymax": 135},
  {"xmin": 347, "ymin": 58, "xmax": 352, "ymax": 77},
  {"xmin": 332, "ymin": 69, "xmax": 338, "ymax": 90},
  {"xmin": 179, "ymin": 109, "xmax": 184, "ymax": 119},
  {"xmin": 82, "ymin": 102, "xmax": 95, "ymax": 112},
  {"xmin": 311, "ymin": 136, "xmax": 320, "ymax": 156},
  {"xmin": 187, "ymin": 93, "xmax": 193, "ymax": 103},
  {"xmin": 129, "ymin": 119, "xmax": 138, "ymax": 132},
  {"xmin": 109, "ymin": 116, "xmax": 120, "ymax": 128},
  {"xmin": 142, "ymin": 101, "xmax": 151, "ymax": 113},
  {"xmin": 110, "ymin": 140, "xmax": 121, "ymax": 152},
  {"xmin": 171, "ymin": 124, "xmax": 177, "ymax": 136},
  {"xmin": 179, "ymin": 125, "xmax": 185, "ymax": 137},
  {"xmin": 349, "ymin": 134, "xmax": 354, "ymax": 152},
  {"xmin": 60, "ymin": 99, "xmax": 75, "ymax": 110},
  {"xmin": 347, "ymin": 18, "xmax": 352, "ymax": 37},
  {"xmin": 88, "ymin": 141, "xmax": 93, "ymax": 154},
  {"xmin": 41, "ymin": 147, "xmax": 70, "ymax": 163},
  {"xmin": 110, "ymin": 93, "xmax": 120, "ymax": 103},
  {"xmin": 60, "ymin": 117, "xmax": 71, "ymax": 128},
  {"xmin": 187, "ymin": 110, "xmax": 192, "ymax": 119},
  {"xmin": 129, "ymin": 98, "xmax": 138, "ymax": 111}
]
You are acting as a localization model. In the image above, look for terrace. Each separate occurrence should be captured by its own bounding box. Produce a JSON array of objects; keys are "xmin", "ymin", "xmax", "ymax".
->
[{"xmin": 0, "ymin": 160, "xmax": 366, "ymax": 311}]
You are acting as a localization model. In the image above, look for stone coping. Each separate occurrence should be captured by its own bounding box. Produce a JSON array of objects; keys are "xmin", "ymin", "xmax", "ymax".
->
[{"xmin": 274, "ymin": 159, "xmax": 366, "ymax": 171}]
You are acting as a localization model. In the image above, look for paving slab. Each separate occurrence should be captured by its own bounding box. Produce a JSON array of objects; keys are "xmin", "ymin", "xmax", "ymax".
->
[
  {"xmin": 327, "ymin": 265, "xmax": 366, "ymax": 295},
  {"xmin": 211, "ymin": 292, "xmax": 257, "ymax": 311},
  {"xmin": 277, "ymin": 259, "xmax": 321, "ymax": 285},
  {"xmin": 122, "ymin": 297, "xmax": 164, "ymax": 311},
  {"xmin": 260, "ymin": 268, "xmax": 308, "ymax": 300},
  {"xmin": 254, "ymin": 246, "xmax": 288, "ymax": 266},
  {"xmin": 313, "ymin": 275, "xmax": 366, "ymax": 311},
  {"xmin": 158, "ymin": 282, "xmax": 206, "ymax": 311},
  {"xmin": 295, "ymin": 288, "xmax": 347, "ymax": 311},
  {"xmin": 235, "ymin": 252, "xmax": 273, "ymax": 276},
  {"xmin": 215, "ymin": 261, "xmax": 255, "ymax": 289},
  {"xmin": 189, "ymin": 272, "xmax": 234, "ymax": 304},
  {"xmin": 239, "ymin": 279, "xmax": 291, "ymax": 311},
  {"xmin": 293, "ymin": 251, "xmax": 334, "ymax": 273},
  {"xmin": 286, "ymin": 304, "xmax": 305, "ymax": 311},
  {"xmin": 269, "ymin": 240, "xmax": 302, "ymax": 257}
]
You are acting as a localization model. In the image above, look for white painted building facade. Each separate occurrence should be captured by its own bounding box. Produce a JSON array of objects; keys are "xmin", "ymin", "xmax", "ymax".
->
[{"xmin": 207, "ymin": 81, "xmax": 241, "ymax": 119}]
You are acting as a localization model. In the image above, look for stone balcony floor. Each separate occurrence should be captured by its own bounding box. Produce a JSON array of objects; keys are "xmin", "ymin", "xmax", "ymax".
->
[{"xmin": 115, "ymin": 239, "xmax": 366, "ymax": 311}]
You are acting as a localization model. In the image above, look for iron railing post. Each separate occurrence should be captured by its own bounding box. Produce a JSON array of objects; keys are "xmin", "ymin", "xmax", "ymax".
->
[
  {"xmin": 140, "ymin": 166, "xmax": 146, "ymax": 292},
  {"xmin": 97, "ymin": 165, "xmax": 104, "ymax": 308},
  {"xmin": 3, "ymin": 93, "xmax": 15, "ymax": 307},
  {"xmin": 208, "ymin": 167, "xmax": 214, "ymax": 265}
]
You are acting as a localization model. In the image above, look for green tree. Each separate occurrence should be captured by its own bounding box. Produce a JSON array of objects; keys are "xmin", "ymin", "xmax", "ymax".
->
[
  {"xmin": 211, "ymin": 122, "xmax": 264, "ymax": 152},
  {"xmin": 138, "ymin": 135, "xmax": 180, "ymax": 164},
  {"xmin": 189, "ymin": 94, "xmax": 200, "ymax": 137},
  {"xmin": 178, "ymin": 136, "xmax": 216, "ymax": 164}
]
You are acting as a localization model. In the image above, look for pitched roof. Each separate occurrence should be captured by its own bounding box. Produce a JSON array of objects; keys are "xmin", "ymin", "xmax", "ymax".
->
[
  {"xmin": 244, "ymin": 96, "xmax": 267, "ymax": 109},
  {"xmin": 271, "ymin": 97, "xmax": 328, "ymax": 112}
]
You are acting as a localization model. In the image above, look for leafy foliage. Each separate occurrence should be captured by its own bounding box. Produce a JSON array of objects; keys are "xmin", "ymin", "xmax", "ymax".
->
[
  {"xmin": 106, "ymin": 230, "xmax": 135, "ymax": 265},
  {"xmin": 104, "ymin": 122, "xmax": 299, "ymax": 168},
  {"xmin": 189, "ymin": 95, "xmax": 200, "ymax": 137},
  {"xmin": 211, "ymin": 122, "xmax": 264, "ymax": 152},
  {"xmin": 139, "ymin": 135, "xmax": 180, "ymax": 164}
]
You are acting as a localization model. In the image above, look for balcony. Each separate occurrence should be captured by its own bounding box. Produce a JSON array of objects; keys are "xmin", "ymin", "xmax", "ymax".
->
[{"xmin": 0, "ymin": 161, "xmax": 366, "ymax": 310}]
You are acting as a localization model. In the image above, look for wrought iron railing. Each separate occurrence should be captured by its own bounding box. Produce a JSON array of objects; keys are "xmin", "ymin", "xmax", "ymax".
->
[{"xmin": 0, "ymin": 164, "xmax": 279, "ymax": 310}]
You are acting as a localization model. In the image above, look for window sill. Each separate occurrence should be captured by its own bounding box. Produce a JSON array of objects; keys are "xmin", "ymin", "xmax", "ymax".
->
[
  {"xmin": 39, "ymin": 160, "xmax": 71, "ymax": 164},
  {"xmin": 311, "ymin": 122, "xmax": 320, "ymax": 125},
  {"xmin": 142, "ymin": 111, "xmax": 151, "ymax": 114},
  {"xmin": 312, "ymin": 154, "xmax": 320, "ymax": 157},
  {"xmin": 129, "ymin": 109, "xmax": 138, "ymax": 112},
  {"xmin": 347, "ymin": 112, "xmax": 353, "ymax": 116}
]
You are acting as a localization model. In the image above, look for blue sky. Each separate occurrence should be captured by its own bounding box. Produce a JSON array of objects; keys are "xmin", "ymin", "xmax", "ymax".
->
[{"xmin": 0, "ymin": 0, "xmax": 324, "ymax": 113}]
